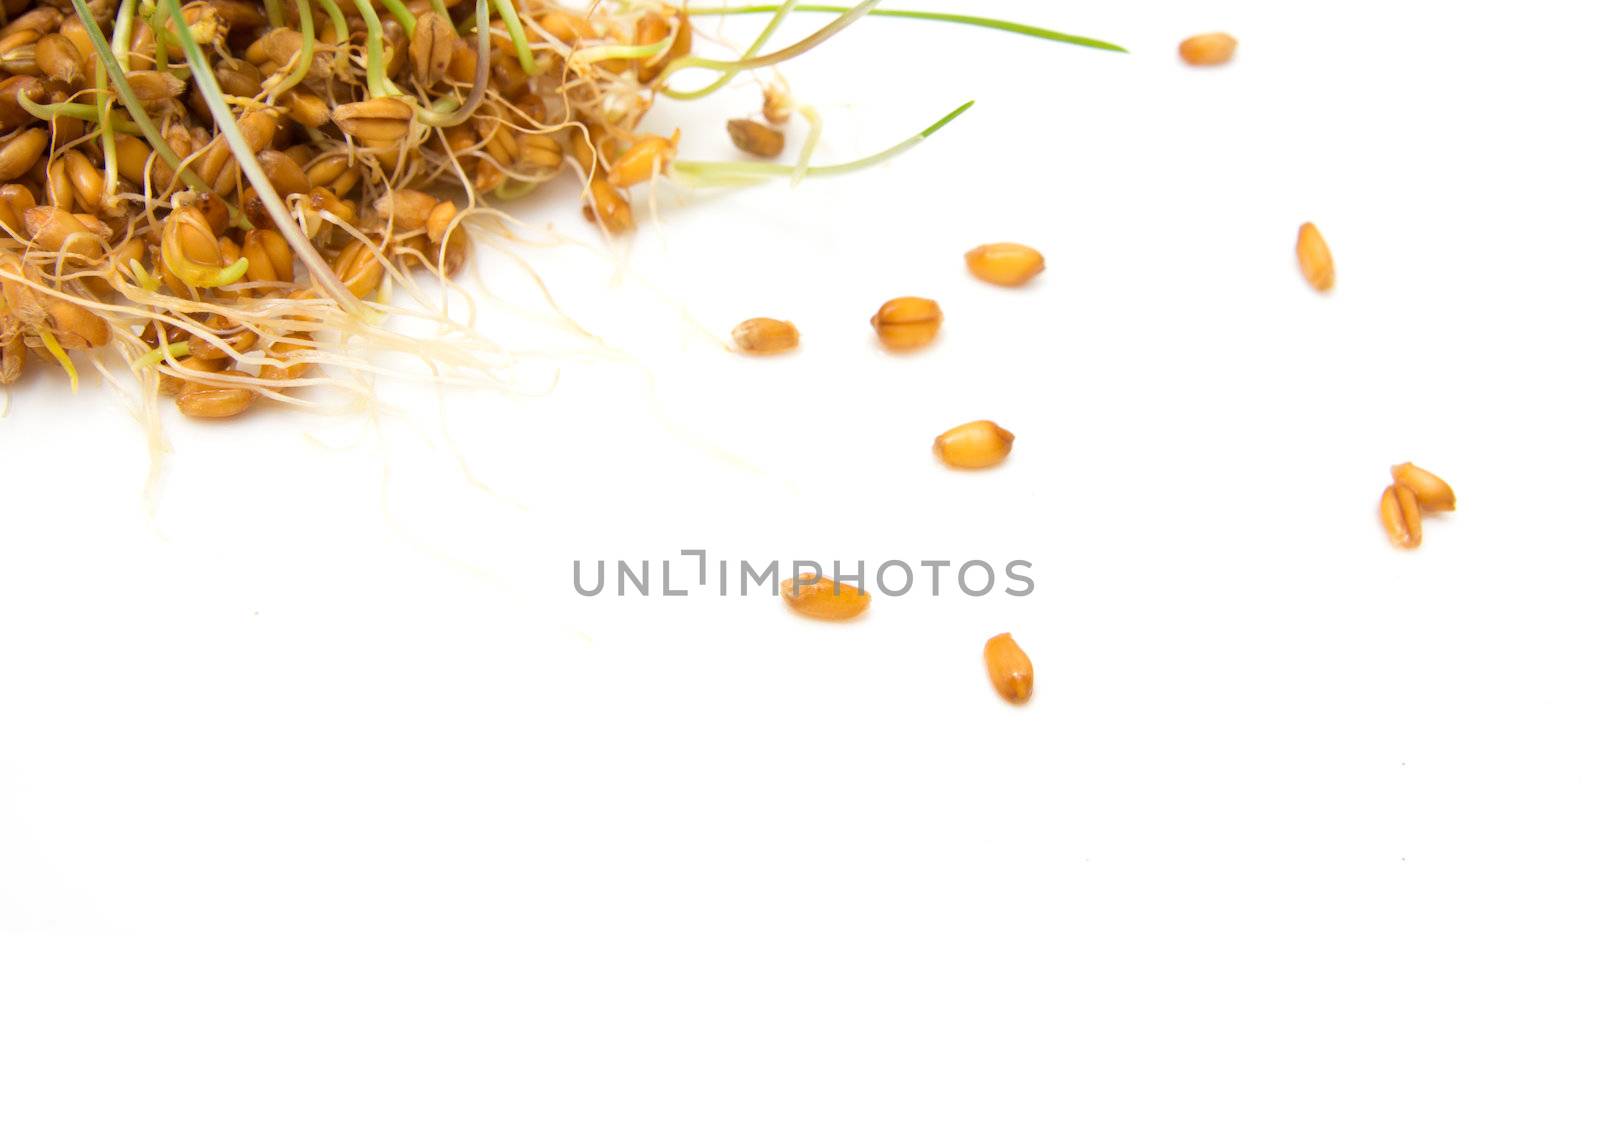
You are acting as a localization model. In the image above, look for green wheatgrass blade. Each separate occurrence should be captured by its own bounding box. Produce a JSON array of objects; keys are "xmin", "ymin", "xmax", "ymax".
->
[
  {"xmin": 267, "ymin": 0, "xmax": 318, "ymax": 94},
  {"xmin": 210, "ymin": 257, "xmax": 248, "ymax": 288},
  {"xmin": 663, "ymin": 0, "xmax": 877, "ymax": 97},
  {"xmin": 314, "ymin": 0, "xmax": 350, "ymax": 39},
  {"xmin": 140, "ymin": 0, "xmax": 198, "ymax": 71},
  {"xmin": 663, "ymin": 0, "xmax": 798, "ymax": 100},
  {"xmin": 132, "ymin": 340, "xmax": 190, "ymax": 370},
  {"xmin": 68, "ymin": 0, "xmax": 213, "ymax": 197},
  {"xmin": 568, "ymin": 36, "xmax": 673, "ymax": 68},
  {"xmin": 161, "ymin": 0, "xmax": 363, "ymax": 315},
  {"xmin": 377, "ymin": 0, "xmax": 415, "ymax": 36},
  {"xmin": 38, "ymin": 329, "xmax": 78, "ymax": 391},
  {"xmin": 350, "ymin": 0, "xmax": 403, "ymax": 96},
  {"xmin": 130, "ymin": 258, "xmax": 163, "ymax": 294},
  {"xmin": 153, "ymin": 14, "xmax": 169, "ymax": 73},
  {"xmin": 314, "ymin": 0, "xmax": 351, "ymax": 75},
  {"xmin": 489, "ymin": 0, "xmax": 535, "ymax": 73},
  {"xmin": 17, "ymin": 92, "xmax": 139, "ymax": 132},
  {"xmin": 102, "ymin": 0, "xmax": 142, "ymax": 205},
  {"xmin": 683, "ymin": 5, "xmax": 1127, "ymax": 53},
  {"xmin": 162, "ymin": 237, "xmax": 253, "ymax": 288},
  {"xmin": 672, "ymin": 98, "xmax": 971, "ymax": 185},
  {"xmin": 95, "ymin": 60, "xmax": 114, "ymax": 202},
  {"xmin": 111, "ymin": 0, "xmax": 137, "ymax": 66},
  {"xmin": 264, "ymin": 0, "xmax": 285, "ymax": 26}
]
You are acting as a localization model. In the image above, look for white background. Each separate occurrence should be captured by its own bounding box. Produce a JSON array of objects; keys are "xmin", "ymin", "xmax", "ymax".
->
[{"xmin": 4, "ymin": 0, "xmax": 1600, "ymax": 1141}]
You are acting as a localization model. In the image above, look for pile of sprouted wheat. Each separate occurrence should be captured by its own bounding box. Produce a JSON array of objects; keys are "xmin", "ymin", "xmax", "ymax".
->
[{"xmin": 0, "ymin": 0, "xmax": 1121, "ymax": 422}]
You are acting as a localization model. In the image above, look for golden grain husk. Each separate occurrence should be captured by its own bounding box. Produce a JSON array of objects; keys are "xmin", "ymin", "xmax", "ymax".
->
[
  {"xmin": 726, "ymin": 117, "xmax": 784, "ymax": 158},
  {"xmin": 984, "ymin": 633, "xmax": 1034, "ymax": 703},
  {"xmin": 1391, "ymin": 462, "xmax": 1455, "ymax": 512},
  {"xmin": 1296, "ymin": 222, "xmax": 1335, "ymax": 292},
  {"xmin": 782, "ymin": 575, "xmax": 871, "ymax": 621},
  {"xmin": 871, "ymin": 296, "xmax": 942, "ymax": 351},
  {"xmin": 964, "ymin": 242, "xmax": 1045, "ymax": 287},
  {"xmin": 409, "ymin": 11, "xmax": 456, "ymax": 89},
  {"xmin": 608, "ymin": 130, "xmax": 678, "ymax": 187},
  {"xmin": 331, "ymin": 97, "xmax": 412, "ymax": 146},
  {"xmin": 583, "ymin": 177, "xmax": 632, "ymax": 232},
  {"xmin": 1178, "ymin": 32, "xmax": 1237, "ymax": 66},
  {"xmin": 731, "ymin": 317, "xmax": 799, "ymax": 355},
  {"xmin": 1380, "ymin": 483, "xmax": 1422, "ymax": 549},
  {"xmin": 177, "ymin": 377, "xmax": 256, "ymax": 419},
  {"xmin": 933, "ymin": 420, "xmax": 1014, "ymax": 469}
]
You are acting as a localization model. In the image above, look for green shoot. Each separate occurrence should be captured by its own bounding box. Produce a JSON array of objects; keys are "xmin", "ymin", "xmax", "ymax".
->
[
  {"xmin": 164, "ymin": 243, "xmax": 252, "ymax": 289},
  {"xmin": 267, "ymin": 0, "xmax": 318, "ymax": 95},
  {"xmin": 94, "ymin": 55, "xmax": 115, "ymax": 209},
  {"xmin": 17, "ymin": 92, "xmax": 139, "ymax": 132},
  {"xmin": 132, "ymin": 340, "xmax": 191, "ymax": 370},
  {"xmin": 129, "ymin": 258, "xmax": 164, "ymax": 295},
  {"xmin": 102, "ymin": 0, "xmax": 143, "ymax": 208},
  {"xmin": 350, "ymin": 0, "xmax": 403, "ymax": 97},
  {"xmin": 111, "ymin": 0, "xmax": 137, "ymax": 66},
  {"xmin": 663, "ymin": 0, "xmax": 798, "ymax": 100},
  {"xmin": 569, "ymin": 36, "xmax": 673, "ymax": 68},
  {"xmin": 314, "ymin": 0, "xmax": 351, "ymax": 75},
  {"xmin": 489, "ymin": 0, "xmax": 536, "ymax": 74},
  {"xmin": 377, "ymin": 0, "xmax": 416, "ymax": 36},
  {"xmin": 67, "ymin": 0, "xmax": 214, "ymax": 197},
  {"xmin": 672, "ymin": 98, "xmax": 971, "ymax": 185},
  {"xmin": 161, "ymin": 0, "xmax": 363, "ymax": 315},
  {"xmin": 153, "ymin": 17, "xmax": 169, "ymax": 73},
  {"xmin": 682, "ymin": 5, "xmax": 1128, "ymax": 53},
  {"xmin": 664, "ymin": 0, "xmax": 878, "ymax": 98},
  {"xmin": 39, "ymin": 328, "xmax": 79, "ymax": 391}
]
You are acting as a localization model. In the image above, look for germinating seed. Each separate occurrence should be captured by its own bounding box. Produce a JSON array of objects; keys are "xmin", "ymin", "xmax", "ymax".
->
[
  {"xmin": 1296, "ymin": 222, "xmax": 1335, "ymax": 292},
  {"xmin": 1178, "ymin": 32, "xmax": 1237, "ymax": 66},
  {"xmin": 782, "ymin": 575, "xmax": 871, "ymax": 621},
  {"xmin": 34, "ymin": 33, "xmax": 84, "ymax": 84},
  {"xmin": 633, "ymin": 11, "xmax": 685, "ymax": 83},
  {"xmin": 871, "ymin": 297, "xmax": 942, "ymax": 351},
  {"xmin": 984, "ymin": 633, "xmax": 1034, "ymax": 704},
  {"xmin": 23, "ymin": 205, "xmax": 103, "ymax": 256},
  {"xmin": 731, "ymin": 318, "xmax": 799, "ymax": 356},
  {"xmin": 762, "ymin": 86, "xmax": 793, "ymax": 125},
  {"xmin": 583, "ymin": 178, "xmax": 634, "ymax": 233},
  {"xmin": 425, "ymin": 201, "xmax": 458, "ymax": 246},
  {"xmin": 964, "ymin": 243, "xmax": 1045, "ymax": 287},
  {"xmin": 608, "ymin": 130, "xmax": 680, "ymax": 187},
  {"xmin": 933, "ymin": 420, "xmax": 1014, "ymax": 469}
]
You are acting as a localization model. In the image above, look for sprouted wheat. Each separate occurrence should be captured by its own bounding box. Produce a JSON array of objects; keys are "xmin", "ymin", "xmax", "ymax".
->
[{"xmin": 0, "ymin": 1, "xmax": 1123, "ymax": 421}]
